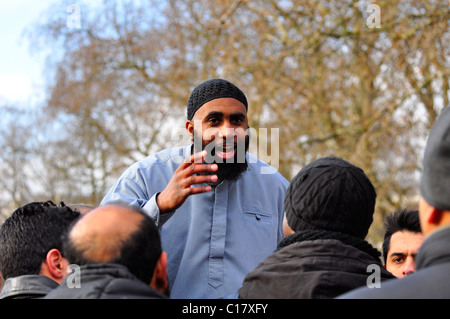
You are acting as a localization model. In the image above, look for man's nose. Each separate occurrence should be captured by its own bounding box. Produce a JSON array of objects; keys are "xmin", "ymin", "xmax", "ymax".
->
[
  {"xmin": 402, "ymin": 257, "xmax": 416, "ymax": 276},
  {"xmin": 217, "ymin": 125, "xmax": 236, "ymax": 139}
]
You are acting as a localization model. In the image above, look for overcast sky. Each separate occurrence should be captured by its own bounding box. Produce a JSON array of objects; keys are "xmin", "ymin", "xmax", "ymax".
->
[{"xmin": 0, "ymin": 1, "xmax": 55, "ymax": 107}]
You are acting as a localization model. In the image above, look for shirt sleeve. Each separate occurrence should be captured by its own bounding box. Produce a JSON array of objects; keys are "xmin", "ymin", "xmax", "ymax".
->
[
  {"xmin": 142, "ymin": 193, "xmax": 161, "ymax": 225},
  {"xmin": 100, "ymin": 177, "xmax": 161, "ymax": 224}
]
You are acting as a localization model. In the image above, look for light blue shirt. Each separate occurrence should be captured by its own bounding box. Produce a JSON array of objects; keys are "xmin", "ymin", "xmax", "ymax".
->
[{"xmin": 101, "ymin": 144, "xmax": 289, "ymax": 298}]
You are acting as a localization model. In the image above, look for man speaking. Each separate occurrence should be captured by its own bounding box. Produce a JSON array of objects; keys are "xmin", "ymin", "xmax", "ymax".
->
[{"xmin": 101, "ymin": 79, "xmax": 289, "ymax": 298}]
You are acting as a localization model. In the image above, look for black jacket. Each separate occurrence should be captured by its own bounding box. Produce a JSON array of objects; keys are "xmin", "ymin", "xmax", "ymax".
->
[
  {"xmin": 238, "ymin": 230, "xmax": 395, "ymax": 299},
  {"xmin": 0, "ymin": 275, "xmax": 59, "ymax": 299},
  {"xmin": 45, "ymin": 263, "xmax": 168, "ymax": 299},
  {"xmin": 339, "ymin": 226, "xmax": 450, "ymax": 299}
]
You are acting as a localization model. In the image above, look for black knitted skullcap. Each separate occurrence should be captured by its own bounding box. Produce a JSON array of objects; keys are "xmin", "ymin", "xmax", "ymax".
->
[
  {"xmin": 420, "ymin": 106, "xmax": 450, "ymax": 210},
  {"xmin": 187, "ymin": 79, "xmax": 248, "ymax": 120},
  {"xmin": 285, "ymin": 156, "xmax": 377, "ymax": 239}
]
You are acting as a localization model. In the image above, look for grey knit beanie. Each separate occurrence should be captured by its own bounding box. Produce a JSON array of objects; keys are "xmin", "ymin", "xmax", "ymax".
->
[{"xmin": 420, "ymin": 106, "xmax": 450, "ymax": 210}]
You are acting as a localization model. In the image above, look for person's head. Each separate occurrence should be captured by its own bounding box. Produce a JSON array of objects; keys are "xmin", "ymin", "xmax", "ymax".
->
[
  {"xmin": 382, "ymin": 209, "xmax": 423, "ymax": 277},
  {"xmin": 419, "ymin": 106, "xmax": 450, "ymax": 237},
  {"xmin": 67, "ymin": 204, "xmax": 95, "ymax": 215},
  {"xmin": 284, "ymin": 156, "xmax": 376, "ymax": 239},
  {"xmin": 63, "ymin": 204, "xmax": 168, "ymax": 295},
  {"xmin": 0, "ymin": 201, "xmax": 80, "ymax": 283},
  {"xmin": 186, "ymin": 78, "xmax": 250, "ymax": 184}
]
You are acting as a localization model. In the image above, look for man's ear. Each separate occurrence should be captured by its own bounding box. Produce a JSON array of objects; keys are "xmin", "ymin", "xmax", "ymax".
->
[
  {"xmin": 41, "ymin": 249, "xmax": 68, "ymax": 283},
  {"xmin": 150, "ymin": 252, "xmax": 168, "ymax": 294},
  {"xmin": 427, "ymin": 207, "xmax": 444, "ymax": 225},
  {"xmin": 186, "ymin": 120, "xmax": 194, "ymax": 142}
]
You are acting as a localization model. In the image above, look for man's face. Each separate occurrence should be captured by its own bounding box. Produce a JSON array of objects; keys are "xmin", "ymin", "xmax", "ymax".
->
[
  {"xmin": 386, "ymin": 230, "xmax": 424, "ymax": 278},
  {"xmin": 187, "ymin": 97, "xmax": 250, "ymax": 183}
]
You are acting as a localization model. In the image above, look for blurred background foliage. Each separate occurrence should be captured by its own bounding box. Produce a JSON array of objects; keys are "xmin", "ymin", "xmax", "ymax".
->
[{"xmin": 0, "ymin": 0, "xmax": 449, "ymax": 244}]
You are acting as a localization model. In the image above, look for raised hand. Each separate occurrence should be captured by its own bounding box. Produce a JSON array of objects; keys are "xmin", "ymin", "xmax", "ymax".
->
[{"xmin": 156, "ymin": 150, "xmax": 218, "ymax": 214}]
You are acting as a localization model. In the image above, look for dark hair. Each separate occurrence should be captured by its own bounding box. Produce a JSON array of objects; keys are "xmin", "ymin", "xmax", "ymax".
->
[
  {"xmin": 63, "ymin": 205, "xmax": 162, "ymax": 285},
  {"xmin": 0, "ymin": 201, "xmax": 80, "ymax": 279},
  {"xmin": 382, "ymin": 209, "xmax": 421, "ymax": 264}
]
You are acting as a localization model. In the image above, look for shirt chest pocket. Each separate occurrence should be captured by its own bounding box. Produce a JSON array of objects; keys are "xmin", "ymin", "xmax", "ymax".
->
[
  {"xmin": 243, "ymin": 209, "xmax": 272, "ymax": 224},
  {"xmin": 240, "ymin": 209, "xmax": 276, "ymax": 253}
]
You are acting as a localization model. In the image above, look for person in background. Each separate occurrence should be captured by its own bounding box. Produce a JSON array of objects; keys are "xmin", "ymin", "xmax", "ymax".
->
[
  {"xmin": 100, "ymin": 78, "xmax": 289, "ymax": 298},
  {"xmin": 0, "ymin": 201, "xmax": 80, "ymax": 299},
  {"xmin": 237, "ymin": 156, "xmax": 395, "ymax": 299},
  {"xmin": 339, "ymin": 106, "xmax": 450, "ymax": 298},
  {"xmin": 382, "ymin": 209, "xmax": 423, "ymax": 278},
  {"xmin": 45, "ymin": 204, "xmax": 169, "ymax": 299}
]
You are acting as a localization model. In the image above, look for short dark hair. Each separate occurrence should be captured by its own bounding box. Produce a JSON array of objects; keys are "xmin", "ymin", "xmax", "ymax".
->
[
  {"xmin": 63, "ymin": 205, "xmax": 162, "ymax": 285},
  {"xmin": 0, "ymin": 201, "xmax": 80, "ymax": 279},
  {"xmin": 382, "ymin": 209, "xmax": 421, "ymax": 264}
]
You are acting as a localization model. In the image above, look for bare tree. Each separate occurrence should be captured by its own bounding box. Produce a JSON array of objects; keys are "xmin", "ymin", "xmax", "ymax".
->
[
  {"xmin": 0, "ymin": 105, "xmax": 37, "ymax": 216},
  {"xmin": 23, "ymin": 0, "xmax": 449, "ymax": 241}
]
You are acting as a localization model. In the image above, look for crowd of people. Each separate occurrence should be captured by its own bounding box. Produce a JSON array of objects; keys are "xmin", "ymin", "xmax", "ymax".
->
[{"xmin": 0, "ymin": 79, "xmax": 449, "ymax": 299}]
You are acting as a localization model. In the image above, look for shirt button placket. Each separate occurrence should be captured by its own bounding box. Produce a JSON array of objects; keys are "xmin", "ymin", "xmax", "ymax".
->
[{"xmin": 208, "ymin": 182, "xmax": 228, "ymax": 288}]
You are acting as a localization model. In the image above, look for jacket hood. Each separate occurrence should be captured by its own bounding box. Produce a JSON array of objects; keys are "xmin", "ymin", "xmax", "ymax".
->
[{"xmin": 238, "ymin": 237, "xmax": 394, "ymax": 299}]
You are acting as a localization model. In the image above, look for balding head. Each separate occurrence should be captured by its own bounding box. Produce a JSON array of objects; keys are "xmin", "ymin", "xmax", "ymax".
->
[
  {"xmin": 69, "ymin": 205, "xmax": 144, "ymax": 262},
  {"xmin": 63, "ymin": 204, "xmax": 162, "ymax": 285}
]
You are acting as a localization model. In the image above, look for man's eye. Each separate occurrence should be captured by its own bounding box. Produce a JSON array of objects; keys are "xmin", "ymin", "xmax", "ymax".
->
[
  {"xmin": 393, "ymin": 257, "xmax": 405, "ymax": 264},
  {"xmin": 209, "ymin": 118, "xmax": 220, "ymax": 124}
]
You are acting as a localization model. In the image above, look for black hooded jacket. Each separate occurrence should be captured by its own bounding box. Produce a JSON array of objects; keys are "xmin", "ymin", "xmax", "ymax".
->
[
  {"xmin": 238, "ymin": 230, "xmax": 395, "ymax": 299},
  {"xmin": 0, "ymin": 275, "xmax": 58, "ymax": 299}
]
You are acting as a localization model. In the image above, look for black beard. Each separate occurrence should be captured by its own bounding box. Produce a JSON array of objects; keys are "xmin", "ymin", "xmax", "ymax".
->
[
  {"xmin": 193, "ymin": 131, "xmax": 249, "ymax": 185},
  {"xmin": 211, "ymin": 157, "xmax": 248, "ymax": 185}
]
